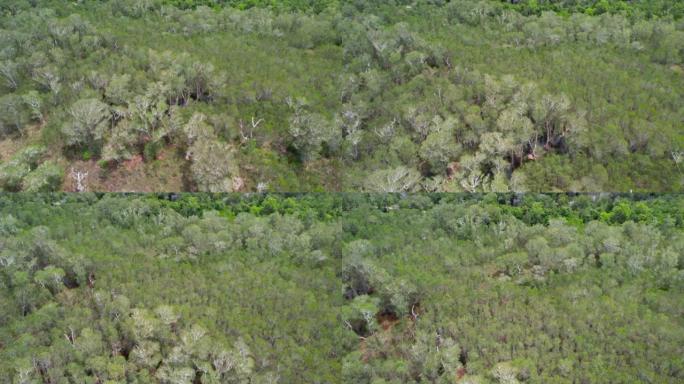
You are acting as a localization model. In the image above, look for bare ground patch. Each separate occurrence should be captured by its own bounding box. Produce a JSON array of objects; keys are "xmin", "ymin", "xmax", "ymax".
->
[
  {"xmin": 0, "ymin": 123, "xmax": 44, "ymax": 162},
  {"xmin": 64, "ymin": 147, "xmax": 185, "ymax": 192}
]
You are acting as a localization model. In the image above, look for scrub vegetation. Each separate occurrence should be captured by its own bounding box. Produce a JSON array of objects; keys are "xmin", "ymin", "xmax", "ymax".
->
[
  {"xmin": 0, "ymin": 0, "xmax": 682, "ymax": 191},
  {"xmin": 0, "ymin": 193, "xmax": 682, "ymax": 383}
]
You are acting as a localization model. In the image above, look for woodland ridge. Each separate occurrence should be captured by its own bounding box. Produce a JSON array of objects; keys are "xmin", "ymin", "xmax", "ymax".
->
[
  {"xmin": 0, "ymin": 193, "xmax": 682, "ymax": 383},
  {"xmin": 0, "ymin": 0, "xmax": 682, "ymax": 192}
]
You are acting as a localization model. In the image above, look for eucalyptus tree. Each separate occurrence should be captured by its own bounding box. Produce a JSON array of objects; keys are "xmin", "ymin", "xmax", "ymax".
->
[{"xmin": 62, "ymin": 98, "xmax": 110, "ymax": 149}]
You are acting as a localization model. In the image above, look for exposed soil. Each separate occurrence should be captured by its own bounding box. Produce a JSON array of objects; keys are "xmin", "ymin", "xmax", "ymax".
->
[
  {"xmin": 456, "ymin": 366, "xmax": 467, "ymax": 380},
  {"xmin": 2, "ymin": 123, "xmax": 185, "ymax": 192},
  {"xmin": 123, "ymin": 155, "xmax": 145, "ymax": 172},
  {"xmin": 376, "ymin": 311, "xmax": 399, "ymax": 331},
  {"xmin": 63, "ymin": 148, "xmax": 185, "ymax": 192},
  {"xmin": 0, "ymin": 123, "xmax": 43, "ymax": 162}
]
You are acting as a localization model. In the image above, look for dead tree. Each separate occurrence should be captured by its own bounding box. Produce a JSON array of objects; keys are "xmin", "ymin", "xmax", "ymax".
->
[
  {"xmin": 257, "ymin": 182, "xmax": 268, "ymax": 193},
  {"xmin": 672, "ymin": 150, "xmax": 683, "ymax": 169},
  {"xmin": 239, "ymin": 116, "xmax": 263, "ymax": 144},
  {"xmin": 70, "ymin": 168, "xmax": 88, "ymax": 192}
]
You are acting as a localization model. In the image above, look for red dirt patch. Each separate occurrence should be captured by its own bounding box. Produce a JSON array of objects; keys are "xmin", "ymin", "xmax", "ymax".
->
[
  {"xmin": 62, "ymin": 160, "xmax": 99, "ymax": 192},
  {"xmin": 123, "ymin": 155, "xmax": 144, "ymax": 172},
  {"xmin": 359, "ymin": 338, "xmax": 370, "ymax": 362},
  {"xmin": 155, "ymin": 145, "xmax": 176, "ymax": 161},
  {"xmin": 456, "ymin": 367, "xmax": 467, "ymax": 380},
  {"xmin": 376, "ymin": 312, "xmax": 399, "ymax": 331},
  {"xmin": 63, "ymin": 149, "xmax": 184, "ymax": 192},
  {"xmin": 446, "ymin": 161, "xmax": 460, "ymax": 179},
  {"xmin": 0, "ymin": 123, "xmax": 44, "ymax": 162}
]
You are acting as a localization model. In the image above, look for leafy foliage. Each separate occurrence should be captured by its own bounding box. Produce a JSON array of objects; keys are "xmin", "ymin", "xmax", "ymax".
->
[
  {"xmin": 499, "ymin": 0, "xmax": 684, "ymax": 19},
  {"xmin": 0, "ymin": 146, "xmax": 63, "ymax": 192},
  {"xmin": 0, "ymin": 1, "xmax": 681, "ymax": 191},
  {"xmin": 0, "ymin": 193, "xmax": 682, "ymax": 383}
]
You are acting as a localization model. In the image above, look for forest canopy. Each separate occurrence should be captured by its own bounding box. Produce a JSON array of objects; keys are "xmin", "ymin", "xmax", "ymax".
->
[
  {"xmin": 2, "ymin": 2, "xmax": 682, "ymax": 383},
  {"xmin": 0, "ymin": 193, "xmax": 682, "ymax": 383},
  {"xmin": 0, "ymin": 0, "xmax": 682, "ymax": 192}
]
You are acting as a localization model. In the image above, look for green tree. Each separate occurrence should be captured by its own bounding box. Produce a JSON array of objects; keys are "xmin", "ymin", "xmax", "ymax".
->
[
  {"xmin": 22, "ymin": 161, "xmax": 64, "ymax": 192},
  {"xmin": 287, "ymin": 98, "xmax": 338, "ymax": 162},
  {"xmin": 62, "ymin": 98, "xmax": 110, "ymax": 149},
  {"xmin": 0, "ymin": 94, "xmax": 28, "ymax": 138},
  {"xmin": 419, "ymin": 119, "xmax": 462, "ymax": 175}
]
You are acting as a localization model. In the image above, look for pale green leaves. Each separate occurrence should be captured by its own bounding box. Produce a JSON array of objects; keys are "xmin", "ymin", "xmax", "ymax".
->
[
  {"xmin": 0, "ymin": 146, "xmax": 62, "ymax": 192},
  {"xmin": 62, "ymin": 98, "xmax": 110, "ymax": 148},
  {"xmin": 183, "ymin": 113, "xmax": 240, "ymax": 192}
]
